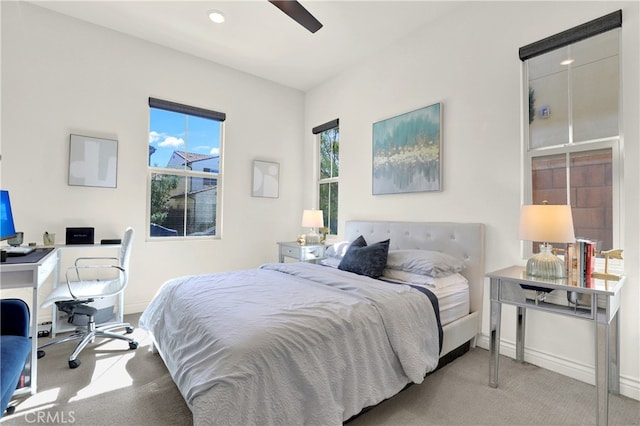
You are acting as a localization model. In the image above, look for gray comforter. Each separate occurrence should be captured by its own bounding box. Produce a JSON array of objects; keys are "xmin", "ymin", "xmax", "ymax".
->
[{"xmin": 140, "ymin": 262, "xmax": 439, "ymax": 425}]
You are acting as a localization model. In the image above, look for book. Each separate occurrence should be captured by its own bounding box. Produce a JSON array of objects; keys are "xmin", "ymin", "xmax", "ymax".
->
[{"xmin": 575, "ymin": 238, "xmax": 596, "ymax": 287}]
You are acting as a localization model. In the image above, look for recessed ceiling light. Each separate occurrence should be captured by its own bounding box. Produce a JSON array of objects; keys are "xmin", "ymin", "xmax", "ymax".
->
[
  {"xmin": 560, "ymin": 58, "xmax": 575, "ymax": 66},
  {"xmin": 208, "ymin": 10, "xmax": 225, "ymax": 24}
]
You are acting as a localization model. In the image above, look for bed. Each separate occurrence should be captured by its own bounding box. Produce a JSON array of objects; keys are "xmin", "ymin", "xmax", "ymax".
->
[
  {"xmin": 140, "ymin": 221, "xmax": 485, "ymax": 425},
  {"xmin": 343, "ymin": 221, "xmax": 485, "ymax": 357}
]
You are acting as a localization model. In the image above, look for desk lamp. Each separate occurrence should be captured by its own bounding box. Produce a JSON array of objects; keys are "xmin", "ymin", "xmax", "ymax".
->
[
  {"xmin": 519, "ymin": 203, "xmax": 575, "ymax": 279},
  {"xmin": 301, "ymin": 209, "xmax": 323, "ymax": 245}
]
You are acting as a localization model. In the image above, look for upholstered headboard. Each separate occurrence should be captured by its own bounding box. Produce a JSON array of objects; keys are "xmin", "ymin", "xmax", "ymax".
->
[{"xmin": 344, "ymin": 221, "xmax": 485, "ymax": 314}]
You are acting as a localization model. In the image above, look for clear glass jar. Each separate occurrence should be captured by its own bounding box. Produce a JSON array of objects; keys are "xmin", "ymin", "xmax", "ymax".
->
[{"xmin": 526, "ymin": 243, "xmax": 567, "ymax": 279}]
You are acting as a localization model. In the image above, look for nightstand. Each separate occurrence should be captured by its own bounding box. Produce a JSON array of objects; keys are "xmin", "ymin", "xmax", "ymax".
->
[
  {"xmin": 487, "ymin": 265, "xmax": 625, "ymax": 426},
  {"xmin": 277, "ymin": 241, "xmax": 326, "ymax": 263}
]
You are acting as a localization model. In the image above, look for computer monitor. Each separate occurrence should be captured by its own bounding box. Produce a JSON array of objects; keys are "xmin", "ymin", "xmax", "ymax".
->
[{"xmin": 1, "ymin": 190, "xmax": 17, "ymax": 241}]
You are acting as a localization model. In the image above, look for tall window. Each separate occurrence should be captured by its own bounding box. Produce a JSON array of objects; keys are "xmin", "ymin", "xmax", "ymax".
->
[
  {"xmin": 521, "ymin": 11, "xmax": 622, "ymax": 253},
  {"xmin": 313, "ymin": 119, "xmax": 339, "ymax": 235},
  {"xmin": 147, "ymin": 98, "xmax": 225, "ymax": 238}
]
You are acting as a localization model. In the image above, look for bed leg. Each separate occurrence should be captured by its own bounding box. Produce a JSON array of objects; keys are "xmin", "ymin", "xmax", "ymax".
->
[
  {"xmin": 470, "ymin": 334, "xmax": 478, "ymax": 348},
  {"xmin": 149, "ymin": 341, "xmax": 158, "ymax": 354}
]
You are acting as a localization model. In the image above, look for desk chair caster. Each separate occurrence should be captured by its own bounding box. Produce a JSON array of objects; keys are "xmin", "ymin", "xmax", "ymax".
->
[{"xmin": 37, "ymin": 323, "xmax": 139, "ymax": 369}]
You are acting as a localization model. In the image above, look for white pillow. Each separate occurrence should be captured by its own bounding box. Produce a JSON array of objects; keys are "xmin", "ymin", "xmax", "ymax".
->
[
  {"xmin": 320, "ymin": 257, "xmax": 341, "ymax": 268},
  {"xmin": 382, "ymin": 269, "xmax": 468, "ymax": 289},
  {"xmin": 325, "ymin": 241, "xmax": 351, "ymax": 259},
  {"xmin": 386, "ymin": 249, "xmax": 465, "ymax": 277}
]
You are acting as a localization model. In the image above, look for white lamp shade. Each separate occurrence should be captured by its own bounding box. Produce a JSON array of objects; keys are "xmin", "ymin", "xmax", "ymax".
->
[
  {"xmin": 518, "ymin": 204, "xmax": 576, "ymax": 243},
  {"xmin": 301, "ymin": 209, "xmax": 324, "ymax": 228}
]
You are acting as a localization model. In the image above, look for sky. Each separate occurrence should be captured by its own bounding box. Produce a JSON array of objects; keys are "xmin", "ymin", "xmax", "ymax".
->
[{"xmin": 148, "ymin": 108, "xmax": 221, "ymax": 168}]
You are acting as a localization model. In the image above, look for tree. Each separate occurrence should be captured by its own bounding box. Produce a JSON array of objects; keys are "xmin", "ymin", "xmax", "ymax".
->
[{"xmin": 150, "ymin": 174, "xmax": 179, "ymax": 225}]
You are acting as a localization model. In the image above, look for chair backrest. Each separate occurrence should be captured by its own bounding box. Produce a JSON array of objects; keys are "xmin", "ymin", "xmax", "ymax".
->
[
  {"xmin": 119, "ymin": 227, "xmax": 135, "ymax": 284},
  {"xmin": 0, "ymin": 299, "xmax": 30, "ymax": 337}
]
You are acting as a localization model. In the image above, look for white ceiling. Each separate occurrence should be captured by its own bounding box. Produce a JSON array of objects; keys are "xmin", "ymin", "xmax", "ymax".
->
[{"xmin": 29, "ymin": 0, "xmax": 462, "ymax": 91}]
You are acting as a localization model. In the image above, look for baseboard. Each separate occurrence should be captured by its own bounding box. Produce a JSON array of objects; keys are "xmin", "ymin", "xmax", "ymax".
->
[
  {"xmin": 476, "ymin": 334, "xmax": 640, "ymax": 401},
  {"xmin": 124, "ymin": 302, "xmax": 148, "ymax": 316}
]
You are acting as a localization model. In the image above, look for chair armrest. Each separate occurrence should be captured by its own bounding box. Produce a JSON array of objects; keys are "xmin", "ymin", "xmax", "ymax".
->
[
  {"xmin": 74, "ymin": 256, "xmax": 119, "ymax": 266},
  {"xmin": 65, "ymin": 265, "xmax": 126, "ymax": 299}
]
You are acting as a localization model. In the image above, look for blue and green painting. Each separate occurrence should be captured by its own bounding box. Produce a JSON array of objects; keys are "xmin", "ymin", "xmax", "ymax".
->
[{"xmin": 372, "ymin": 103, "xmax": 441, "ymax": 195}]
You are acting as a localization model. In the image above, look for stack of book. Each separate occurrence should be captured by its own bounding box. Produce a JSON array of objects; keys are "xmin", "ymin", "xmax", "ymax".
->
[{"xmin": 565, "ymin": 239, "xmax": 596, "ymax": 287}]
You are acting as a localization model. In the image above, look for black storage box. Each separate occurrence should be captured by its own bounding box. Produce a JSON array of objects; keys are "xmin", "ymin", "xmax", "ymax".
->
[{"xmin": 65, "ymin": 227, "xmax": 95, "ymax": 245}]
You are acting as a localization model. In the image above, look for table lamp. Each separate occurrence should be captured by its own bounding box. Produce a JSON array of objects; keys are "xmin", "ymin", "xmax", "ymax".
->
[
  {"xmin": 301, "ymin": 209, "xmax": 323, "ymax": 245},
  {"xmin": 519, "ymin": 203, "xmax": 575, "ymax": 279}
]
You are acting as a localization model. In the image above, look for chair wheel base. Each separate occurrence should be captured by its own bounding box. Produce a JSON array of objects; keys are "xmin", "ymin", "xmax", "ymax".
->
[
  {"xmin": 68, "ymin": 359, "xmax": 81, "ymax": 369},
  {"xmin": 37, "ymin": 350, "xmax": 46, "ymax": 359},
  {"xmin": 129, "ymin": 341, "xmax": 138, "ymax": 350},
  {"xmin": 125, "ymin": 326, "xmax": 134, "ymax": 334}
]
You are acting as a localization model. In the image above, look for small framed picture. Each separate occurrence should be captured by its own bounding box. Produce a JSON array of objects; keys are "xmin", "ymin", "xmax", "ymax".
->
[
  {"xmin": 252, "ymin": 160, "xmax": 279, "ymax": 198},
  {"xmin": 68, "ymin": 134, "xmax": 118, "ymax": 188}
]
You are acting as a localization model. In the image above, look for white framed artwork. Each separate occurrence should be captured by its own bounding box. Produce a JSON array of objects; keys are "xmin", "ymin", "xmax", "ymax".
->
[
  {"xmin": 68, "ymin": 134, "xmax": 118, "ymax": 188},
  {"xmin": 252, "ymin": 160, "xmax": 279, "ymax": 198}
]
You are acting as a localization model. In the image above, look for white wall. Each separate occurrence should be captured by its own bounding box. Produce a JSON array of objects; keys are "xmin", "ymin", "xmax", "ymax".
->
[
  {"xmin": 304, "ymin": 1, "xmax": 639, "ymax": 399},
  {"xmin": 2, "ymin": 0, "xmax": 638, "ymax": 402},
  {"xmin": 1, "ymin": 2, "xmax": 306, "ymax": 313}
]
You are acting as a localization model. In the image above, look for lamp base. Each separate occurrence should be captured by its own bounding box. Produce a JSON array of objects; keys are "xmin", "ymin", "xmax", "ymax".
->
[
  {"xmin": 304, "ymin": 232, "xmax": 320, "ymax": 245},
  {"xmin": 526, "ymin": 243, "xmax": 566, "ymax": 279}
]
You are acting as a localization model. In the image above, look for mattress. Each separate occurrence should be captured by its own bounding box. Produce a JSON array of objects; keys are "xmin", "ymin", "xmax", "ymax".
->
[
  {"xmin": 429, "ymin": 282, "xmax": 469, "ymax": 326},
  {"xmin": 380, "ymin": 279, "xmax": 469, "ymax": 327}
]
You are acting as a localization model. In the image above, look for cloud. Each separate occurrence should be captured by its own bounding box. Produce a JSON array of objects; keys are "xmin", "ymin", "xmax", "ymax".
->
[
  {"xmin": 149, "ymin": 131, "xmax": 185, "ymax": 148},
  {"xmin": 149, "ymin": 131, "xmax": 162, "ymax": 144},
  {"xmin": 193, "ymin": 145, "xmax": 220, "ymax": 156},
  {"xmin": 158, "ymin": 136, "xmax": 185, "ymax": 148}
]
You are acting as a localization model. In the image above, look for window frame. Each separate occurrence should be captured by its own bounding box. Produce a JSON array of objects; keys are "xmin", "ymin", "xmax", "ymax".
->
[
  {"xmin": 520, "ymin": 12, "xmax": 624, "ymax": 267},
  {"xmin": 146, "ymin": 97, "xmax": 225, "ymax": 240},
  {"xmin": 313, "ymin": 119, "xmax": 339, "ymax": 236}
]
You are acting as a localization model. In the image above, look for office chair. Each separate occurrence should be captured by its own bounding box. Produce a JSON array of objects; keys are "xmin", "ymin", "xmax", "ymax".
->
[
  {"xmin": 38, "ymin": 227, "xmax": 138, "ymax": 368},
  {"xmin": 1, "ymin": 299, "xmax": 31, "ymax": 416}
]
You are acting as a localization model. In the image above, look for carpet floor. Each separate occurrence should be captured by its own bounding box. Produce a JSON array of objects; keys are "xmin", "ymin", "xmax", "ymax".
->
[{"xmin": 2, "ymin": 313, "xmax": 638, "ymax": 425}]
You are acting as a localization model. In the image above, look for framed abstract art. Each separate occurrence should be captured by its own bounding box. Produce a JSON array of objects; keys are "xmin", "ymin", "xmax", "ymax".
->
[{"xmin": 372, "ymin": 103, "xmax": 442, "ymax": 195}]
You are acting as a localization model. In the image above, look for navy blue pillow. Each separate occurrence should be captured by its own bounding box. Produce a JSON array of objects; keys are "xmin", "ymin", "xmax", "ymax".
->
[{"xmin": 338, "ymin": 236, "xmax": 390, "ymax": 278}]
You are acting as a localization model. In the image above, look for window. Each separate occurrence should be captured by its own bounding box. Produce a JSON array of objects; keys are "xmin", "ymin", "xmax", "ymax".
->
[
  {"xmin": 521, "ymin": 11, "xmax": 622, "ymax": 253},
  {"xmin": 313, "ymin": 119, "xmax": 339, "ymax": 235},
  {"xmin": 147, "ymin": 98, "xmax": 225, "ymax": 238}
]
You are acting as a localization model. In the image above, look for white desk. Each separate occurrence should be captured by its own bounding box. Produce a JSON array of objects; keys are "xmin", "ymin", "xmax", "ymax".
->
[
  {"xmin": 0, "ymin": 248, "xmax": 59, "ymax": 395},
  {"xmin": 0, "ymin": 243, "xmax": 122, "ymax": 396}
]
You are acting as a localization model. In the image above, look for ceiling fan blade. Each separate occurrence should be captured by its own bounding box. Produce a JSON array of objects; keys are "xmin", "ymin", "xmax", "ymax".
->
[{"xmin": 268, "ymin": 0, "xmax": 323, "ymax": 33}]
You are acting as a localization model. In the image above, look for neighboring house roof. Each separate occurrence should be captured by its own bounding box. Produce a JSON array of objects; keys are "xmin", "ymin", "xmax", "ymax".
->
[
  {"xmin": 173, "ymin": 150, "xmax": 217, "ymax": 163},
  {"xmin": 170, "ymin": 185, "xmax": 217, "ymax": 200}
]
